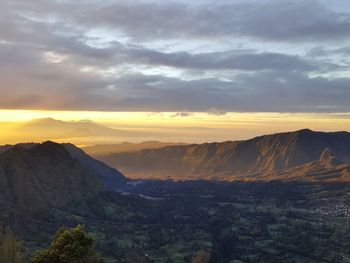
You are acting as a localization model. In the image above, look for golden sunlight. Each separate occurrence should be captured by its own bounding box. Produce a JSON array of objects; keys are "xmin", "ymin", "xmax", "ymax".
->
[{"xmin": 1, "ymin": 110, "xmax": 350, "ymax": 146}]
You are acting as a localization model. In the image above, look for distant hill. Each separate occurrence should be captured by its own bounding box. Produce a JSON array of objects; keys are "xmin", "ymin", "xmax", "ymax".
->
[
  {"xmin": 83, "ymin": 141, "xmax": 186, "ymax": 156},
  {"xmin": 96, "ymin": 129, "xmax": 350, "ymax": 181},
  {"xmin": 1, "ymin": 117, "xmax": 169, "ymax": 147},
  {"xmin": 21, "ymin": 118, "xmax": 139, "ymax": 138}
]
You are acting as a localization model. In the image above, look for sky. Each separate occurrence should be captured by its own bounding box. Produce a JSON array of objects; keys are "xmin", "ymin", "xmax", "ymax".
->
[{"xmin": 1, "ymin": 0, "xmax": 350, "ymax": 144}]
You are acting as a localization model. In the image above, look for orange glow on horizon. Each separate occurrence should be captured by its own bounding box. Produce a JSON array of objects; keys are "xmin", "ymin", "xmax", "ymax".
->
[{"xmin": 1, "ymin": 109, "xmax": 350, "ymax": 146}]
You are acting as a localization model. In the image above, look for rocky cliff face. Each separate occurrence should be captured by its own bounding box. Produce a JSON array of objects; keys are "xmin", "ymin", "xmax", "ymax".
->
[{"xmin": 97, "ymin": 129, "xmax": 350, "ymax": 181}]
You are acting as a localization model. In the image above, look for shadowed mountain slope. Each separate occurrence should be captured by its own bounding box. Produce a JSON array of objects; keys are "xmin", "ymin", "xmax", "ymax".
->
[
  {"xmin": 62, "ymin": 143, "xmax": 126, "ymax": 190},
  {"xmin": 0, "ymin": 141, "xmax": 126, "ymax": 198},
  {"xmin": 0, "ymin": 141, "xmax": 146, "ymax": 257},
  {"xmin": 97, "ymin": 129, "xmax": 350, "ymax": 181},
  {"xmin": 0, "ymin": 142, "xmax": 104, "ymax": 215}
]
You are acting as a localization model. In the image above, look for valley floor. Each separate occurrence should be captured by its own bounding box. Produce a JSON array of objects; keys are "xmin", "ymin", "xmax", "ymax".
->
[{"xmin": 7, "ymin": 181, "xmax": 350, "ymax": 263}]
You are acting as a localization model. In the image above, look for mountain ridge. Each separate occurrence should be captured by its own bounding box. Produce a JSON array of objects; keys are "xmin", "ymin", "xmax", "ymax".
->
[
  {"xmin": 95, "ymin": 129, "xmax": 350, "ymax": 181},
  {"xmin": 22, "ymin": 118, "xmax": 134, "ymax": 138}
]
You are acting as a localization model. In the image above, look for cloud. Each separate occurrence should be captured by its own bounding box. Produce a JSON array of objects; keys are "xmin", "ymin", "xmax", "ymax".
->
[
  {"xmin": 123, "ymin": 49, "xmax": 317, "ymax": 72},
  {"xmin": 5, "ymin": 0, "xmax": 350, "ymax": 43},
  {"xmin": 105, "ymin": 71, "xmax": 350, "ymax": 112},
  {"xmin": 61, "ymin": 0, "xmax": 350, "ymax": 42},
  {"xmin": 207, "ymin": 108, "xmax": 227, "ymax": 116},
  {"xmin": 0, "ymin": 0, "xmax": 350, "ymax": 113},
  {"xmin": 171, "ymin": 112, "xmax": 193, "ymax": 118}
]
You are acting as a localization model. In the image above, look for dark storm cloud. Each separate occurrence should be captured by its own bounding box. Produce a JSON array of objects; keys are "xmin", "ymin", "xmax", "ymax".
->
[{"xmin": 0, "ymin": 0, "xmax": 350, "ymax": 112}]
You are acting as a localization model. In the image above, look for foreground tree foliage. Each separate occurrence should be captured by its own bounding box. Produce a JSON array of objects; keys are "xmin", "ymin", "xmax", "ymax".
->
[
  {"xmin": 191, "ymin": 250, "xmax": 211, "ymax": 263},
  {"xmin": 0, "ymin": 228, "xmax": 28, "ymax": 263},
  {"xmin": 32, "ymin": 225, "xmax": 105, "ymax": 263}
]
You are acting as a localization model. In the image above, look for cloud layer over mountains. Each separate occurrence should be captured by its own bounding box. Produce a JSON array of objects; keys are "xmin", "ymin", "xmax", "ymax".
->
[{"xmin": 1, "ymin": 0, "xmax": 350, "ymax": 112}]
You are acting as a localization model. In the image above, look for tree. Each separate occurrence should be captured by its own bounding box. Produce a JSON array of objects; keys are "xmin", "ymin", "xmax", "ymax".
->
[
  {"xmin": 0, "ymin": 228, "xmax": 28, "ymax": 263},
  {"xmin": 191, "ymin": 250, "xmax": 211, "ymax": 263},
  {"xmin": 32, "ymin": 225, "xmax": 105, "ymax": 263}
]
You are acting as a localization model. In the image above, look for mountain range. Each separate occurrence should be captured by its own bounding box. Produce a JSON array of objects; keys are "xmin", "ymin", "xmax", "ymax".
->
[
  {"xmin": 1, "ymin": 128, "xmax": 350, "ymax": 212},
  {"xmin": 1, "ymin": 130, "xmax": 350, "ymax": 261},
  {"xmin": 0, "ymin": 118, "xmax": 152, "ymax": 146},
  {"xmin": 22, "ymin": 118, "xmax": 140, "ymax": 138},
  {"xmin": 95, "ymin": 129, "xmax": 350, "ymax": 182}
]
